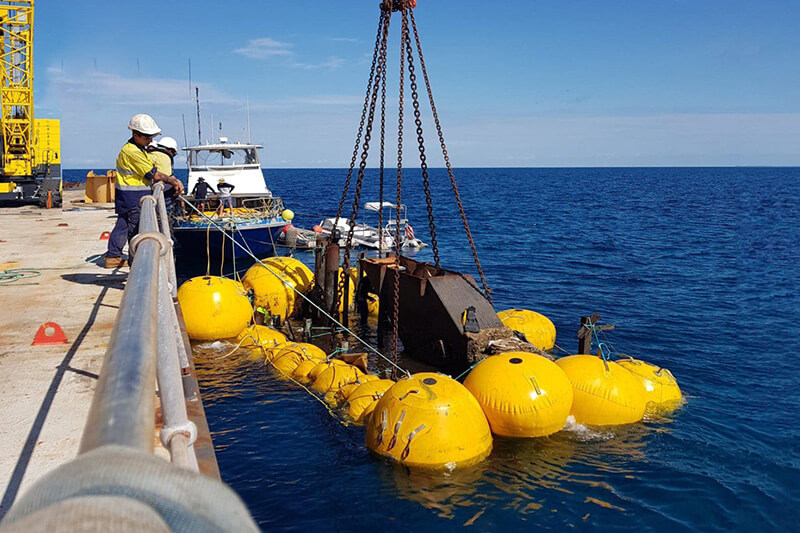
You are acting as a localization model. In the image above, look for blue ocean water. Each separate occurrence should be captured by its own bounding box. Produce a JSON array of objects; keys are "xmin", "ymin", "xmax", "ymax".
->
[{"xmin": 65, "ymin": 167, "xmax": 800, "ymax": 531}]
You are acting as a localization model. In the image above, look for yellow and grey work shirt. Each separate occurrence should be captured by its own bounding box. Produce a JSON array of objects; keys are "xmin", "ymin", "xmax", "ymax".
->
[
  {"xmin": 115, "ymin": 140, "xmax": 157, "ymax": 191},
  {"xmin": 149, "ymin": 149, "xmax": 173, "ymax": 177}
]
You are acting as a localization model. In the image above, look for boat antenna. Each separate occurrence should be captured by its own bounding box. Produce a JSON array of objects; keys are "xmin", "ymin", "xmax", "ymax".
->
[
  {"xmin": 181, "ymin": 113, "xmax": 188, "ymax": 148},
  {"xmin": 246, "ymin": 95, "xmax": 252, "ymax": 143},
  {"xmin": 195, "ymin": 86, "xmax": 202, "ymax": 144}
]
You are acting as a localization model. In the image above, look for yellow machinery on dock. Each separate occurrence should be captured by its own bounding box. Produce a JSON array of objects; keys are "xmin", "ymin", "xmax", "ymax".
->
[{"xmin": 0, "ymin": 0, "xmax": 62, "ymax": 207}]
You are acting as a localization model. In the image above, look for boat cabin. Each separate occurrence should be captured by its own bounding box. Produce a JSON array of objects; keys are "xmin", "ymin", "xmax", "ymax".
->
[{"xmin": 185, "ymin": 138, "xmax": 271, "ymax": 197}]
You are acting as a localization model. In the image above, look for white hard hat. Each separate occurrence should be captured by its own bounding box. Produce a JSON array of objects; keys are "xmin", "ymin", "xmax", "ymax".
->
[
  {"xmin": 128, "ymin": 114, "xmax": 161, "ymax": 136},
  {"xmin": 158, "ymin": 136, "xmax": 179, "ymax": 151}
]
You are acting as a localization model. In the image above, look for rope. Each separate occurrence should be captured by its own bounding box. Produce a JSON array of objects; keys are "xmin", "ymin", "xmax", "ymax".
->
[
  {"xmin": 582, "ymin": 322, "xmax": 620, "ymax": 361},
  {"xmin": 178, "ymin": 195, "xmax": 412, "ymax": 379},
  {"xmin": 0, "ymin": 269, "xmax": 41, "ymax": 285},
  {"xmin": 205, "ymin": 223, "xmax": 212, "ymax": 276},
  {"xmin": 453, "ymin": 361, "xmax": 480, "ymax": 382},
  {"xmin": 553, "ymin": 343, "xmax": 571, "ymax": 355},
  {"xmin": 0, "ymin": 255, "xmax": 107, "ymax": 286},
  {"xmin": 207, "ymin": 335, "xmax": 253, "ymax": 360}
]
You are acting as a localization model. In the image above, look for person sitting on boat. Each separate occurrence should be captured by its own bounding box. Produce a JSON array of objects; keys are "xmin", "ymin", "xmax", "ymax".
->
[
  {"xmin": 216, "ymin": 178, "xmax": 235, "ymax": 216},
  {"xmin": 147, "ymin": 136, "xmax": 180, "ymax": 214},
  {"xmin": 190, "ymin": 177, "xmax": 216, "ymax": 212},
  {"xmin": 105, "ymin": 114, "xmax": 184, "ymax": 269}
]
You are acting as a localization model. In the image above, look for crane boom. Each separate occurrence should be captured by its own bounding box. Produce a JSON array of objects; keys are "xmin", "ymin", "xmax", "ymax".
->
[
  {"xmin": 0, "ymin": 0, "xmax": 33, "ymax": 176},
  {"xmin": 0, "ymin": 0, "xmax": 62, "ymax": 206}
]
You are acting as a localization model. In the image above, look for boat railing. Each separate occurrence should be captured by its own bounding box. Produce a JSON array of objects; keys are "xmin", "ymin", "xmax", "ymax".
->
[
  {"xmin": 241, "ymin": 196, "xmax": 285, "ymax": 217},
  {"xmin": 0, "ymin": 182, "xmax": 258, "ymax": 531}
]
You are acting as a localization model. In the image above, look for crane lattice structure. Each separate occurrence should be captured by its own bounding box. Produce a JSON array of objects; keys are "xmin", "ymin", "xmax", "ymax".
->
[{"xmin": 0, "ymin": 0, "xmax": 33, "ymax": 177}]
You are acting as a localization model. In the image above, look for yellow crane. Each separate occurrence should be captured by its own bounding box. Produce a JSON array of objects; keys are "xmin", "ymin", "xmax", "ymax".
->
[{"xmin": 0, "ymin": 0, "xmax": 61, "ymax": 207}]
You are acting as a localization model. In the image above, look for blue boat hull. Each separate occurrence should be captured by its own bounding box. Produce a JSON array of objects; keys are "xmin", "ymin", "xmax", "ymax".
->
[{"xmin": 172, "ymin": 222, "xmax": 286, "ymax": 265}]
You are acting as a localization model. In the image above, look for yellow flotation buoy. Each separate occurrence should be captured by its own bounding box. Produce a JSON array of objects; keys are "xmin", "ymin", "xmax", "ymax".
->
[
  {"xmin": 292, "ymin": 359, "xmax": 319, "ymax": 382},
  {"xmin": 555, "ymin": 354, "xmax": 646, "ymax": 425},
  {"xmin": 266, "ymin": 342, "xmax": 326, "ymax": 364},
  {"xmin": 281, "ymin": 209, "xmax": 295, "ymax": 222},
  {"xmin": 335, "ymin": 374, "xmax": 380, "ymax": 405},
  {"xmin": 463, "ymin": 352, "xmax": 574, "ymax": 438},
  {"xmin": 308, "ymin": 359, "xmax": 350, "ymax": 382},
  {"xmin": 242, "ymin": 265, "xmax": 295, "ymax": 323},
  {"xmin": 270, "ymin": 343, "xmax": 327, "ymax": 376},
  {"xmin": 236, "ymin": 325, "xmax": 287, "ymax": 353},
  {"xmin": 311, "ymin": 364, "xmax": 364, "ymax": 395},
  {"xmin": 366, "ymin": 293, "xmax": 379, "ymax": 320},
  {"xmin": 177, "ymin": 276, "xmax": 252, "ymax": 341},
  {"xmin": 347, "ymin": 379, "xmax": 395, "ymax": 424},
  {"xmin": 263, "ymin": 257, "xmax": 314, "ymax": 294},
  {"xmin": 365, "ymin": 373, "xmax": 493, "ymax": 469},
  {"xmin": 616, "ymin": 358, "xmax": 682, "ymax": 412},
  {"xmin": 497, "ymin": 309, "xmax": 557, "ymax": 351}
]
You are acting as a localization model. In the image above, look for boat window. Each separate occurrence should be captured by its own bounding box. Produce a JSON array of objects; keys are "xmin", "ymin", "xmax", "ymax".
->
[{"xmin": 189, "ymin": 148, "xmax": 260, "ymax": 168}]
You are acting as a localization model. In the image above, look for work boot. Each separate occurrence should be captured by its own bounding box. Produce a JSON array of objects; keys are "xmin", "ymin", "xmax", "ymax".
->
[{"xmin": 104, "ymin": 256, "xmax": 128, "ymax": 269}]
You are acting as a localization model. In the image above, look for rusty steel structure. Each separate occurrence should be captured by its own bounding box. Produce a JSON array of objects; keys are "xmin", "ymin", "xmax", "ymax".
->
[{"xmin": 318, "ymin": 0, "xmax": 501, "ymax": 374}]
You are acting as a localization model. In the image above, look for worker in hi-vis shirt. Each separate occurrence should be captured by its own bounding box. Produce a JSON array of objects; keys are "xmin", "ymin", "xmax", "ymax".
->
[
  {"xmin": 148, "ymin": 136, "xmax": 181, "ymax": 214},
  {"xmin": 105, "ymin": 114, "xmax": 184, "ymax": 269}
]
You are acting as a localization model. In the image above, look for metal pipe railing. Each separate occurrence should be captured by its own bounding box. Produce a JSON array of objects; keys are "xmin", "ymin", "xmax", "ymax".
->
[
  {"xmin": 79, "ymin": 218, "xmax": 160, "ymax": 453},
  {"xmin": 79, "ymin": 182, "xmax": 198, "ymax": 471}
]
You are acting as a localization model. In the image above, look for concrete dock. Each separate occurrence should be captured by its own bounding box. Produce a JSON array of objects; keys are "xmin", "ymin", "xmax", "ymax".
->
[
  {"xmin": 0, "ymin": 190, "xmax": 121, "ymax": 516},
  {"xmin": 0, "ymin": 189, "xmax": 219, "ymax": 519}
]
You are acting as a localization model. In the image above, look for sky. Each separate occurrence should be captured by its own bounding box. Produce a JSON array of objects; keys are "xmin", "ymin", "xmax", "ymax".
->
[{"xmin": 35, "ymin": 0, "xmax": 800, "ymax": 168}]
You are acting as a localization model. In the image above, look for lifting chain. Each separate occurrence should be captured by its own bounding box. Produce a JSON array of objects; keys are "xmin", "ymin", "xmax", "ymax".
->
[
  {"xmin": 408, "ymin": 9, "xmax": 492, "ymax": 302},
  {"xmin": 333, "ymin": 1, "xmax": 493, "ymax": 368},
  {"xmin": 403, "ymin": 9, "xmax": 440, "ymax": 268},
  {"xmin": 391, "ymin": 9, "xmax": 408, "ymax": 375},
  {"xmin": 334, "ymin": 14, "xmax": 386, "ymax": 225},
  {"xmin": 377, "ymin": 27, "xmax": 388, "ymax": 258},
  {"xmin": 336, "ymin": 11, "xmax": 391, "ymax": 318},
  {"xmin": 381, "ymin": 0, "xmax": 416, "ymax": 13}
]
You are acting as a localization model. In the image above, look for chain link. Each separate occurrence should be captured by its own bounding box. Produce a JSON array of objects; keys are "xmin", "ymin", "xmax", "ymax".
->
[
  {"xmin": 391, "ymin": 8, "xmax": 409, "ymax": 377},
  {"xmin": 377, "ymin": 28, "xmax": 388, "ymax": 259},
  {"xmin": 408, "ymin": 9, "xmax": 492, "ymax": 303},
  {"xmin": 336, "ymin": 10, "xmax": 391, "ymax": 317},
  {"xmin": 334, "ymin": 14, "xmax": 385, "ymax": 226},
  {"xmin": 403, "ymin": 23, "xmax": 440, "ymax": 268}
]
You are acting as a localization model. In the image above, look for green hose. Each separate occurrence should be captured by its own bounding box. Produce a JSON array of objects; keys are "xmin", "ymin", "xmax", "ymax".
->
[{"xmin": 0, "ymin": 254, "xmax": 105, "ymax": 286}]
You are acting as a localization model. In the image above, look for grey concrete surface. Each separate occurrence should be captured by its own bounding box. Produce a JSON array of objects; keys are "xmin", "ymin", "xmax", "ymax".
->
[{"xmin": 0, "ymin": 190, "xmax": 124, "ymax": 517}]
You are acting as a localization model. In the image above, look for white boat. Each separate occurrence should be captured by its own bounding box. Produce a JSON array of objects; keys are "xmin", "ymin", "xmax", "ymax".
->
[
  {"xmin": 316, "ymin": 202, "xmax": 427, "ymax": 250},
  {"xmin": 173, "ymin": 138, "xmax": 289, "ymax": 264},
  {"xmin": 364, "ymin": 201, "xmax": 428, "ymax": 249},
  {"xmin": 317, "ymin": 217, "xmax": 394, "ymax": 250},
  {"xmin": 185, "ymin": 138, "xmax": 270, "ymax": 196}
]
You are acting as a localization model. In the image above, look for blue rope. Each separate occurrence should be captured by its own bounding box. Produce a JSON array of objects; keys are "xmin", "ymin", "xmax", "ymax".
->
[
  {"xmin": 583, "ymin": 322, "xmax": 620, "ymax": 361},
  {"xmin": 454, "ymin": 361, "xmax": 480, "ymax": 382}
]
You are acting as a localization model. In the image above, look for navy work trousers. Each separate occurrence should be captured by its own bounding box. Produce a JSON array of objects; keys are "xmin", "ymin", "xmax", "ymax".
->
[{"xmin": 107, "ymin": 188, "xmax": 150, "ymax": 259}]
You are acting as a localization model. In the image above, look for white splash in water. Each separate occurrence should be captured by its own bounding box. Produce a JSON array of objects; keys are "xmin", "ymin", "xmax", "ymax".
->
[{"xmin": 562, "ymin": 415, "xmax": 615, "ymax": 442}]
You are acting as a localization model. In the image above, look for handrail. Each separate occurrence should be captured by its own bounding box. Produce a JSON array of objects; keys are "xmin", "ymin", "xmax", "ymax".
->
[
  {"xmin": 78, "ymin": 182, "xmax": 198, "ymax": 470},
  {"xmin": 0, "ymin": 182, "xmax": 259, "ymax": 532}
]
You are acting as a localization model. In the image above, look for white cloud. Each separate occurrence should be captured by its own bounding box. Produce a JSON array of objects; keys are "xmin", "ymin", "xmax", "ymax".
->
[
  {"xmin": 234, "ymin": 37, "xmax": 345, "ymax": 70},
  {"xmin": 330, "ymin": 37, "xmax": 359, "ymax": 43},
  {"xmin": 46, "ymin": 69, "xmax": 239, "ymax": 107},
  {"xmin": 291, "ymin": 56, "xmax": 345, "ymax": 70},
  {"xmin": 234, "ymin": 37, "xmax": 294, "ymax": 59}
]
